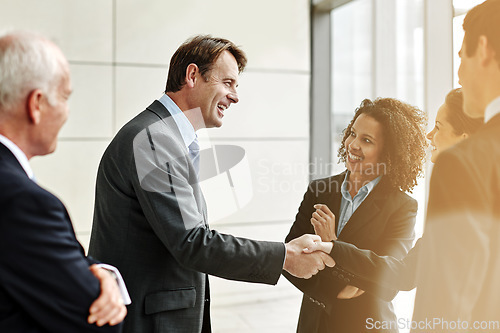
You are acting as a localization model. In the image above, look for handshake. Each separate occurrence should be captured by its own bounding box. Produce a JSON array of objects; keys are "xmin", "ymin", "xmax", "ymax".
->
[{"xmin": 283, "ymin": 234, "xmax": 336, "ymax": 279}]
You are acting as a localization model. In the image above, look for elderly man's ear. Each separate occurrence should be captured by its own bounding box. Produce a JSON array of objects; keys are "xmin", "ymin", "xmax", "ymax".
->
[{"xmin": 27, "ymin": 89, "xmax": 44, "ymax": 125}]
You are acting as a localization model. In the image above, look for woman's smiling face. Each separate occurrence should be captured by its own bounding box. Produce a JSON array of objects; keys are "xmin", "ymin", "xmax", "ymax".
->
[
  {"xmin": 426, "ymin": 104, "xmax": 466, "ymax": 163},
  {"xmin": 344, "ymin": 113, "xmax": 384, "ymax": 179}
]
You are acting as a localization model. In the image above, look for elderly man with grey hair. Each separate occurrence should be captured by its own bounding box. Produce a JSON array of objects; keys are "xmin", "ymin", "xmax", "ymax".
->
[{"xmin": 0, "ymin": 30, "xmax": 128, "ymax": 332}]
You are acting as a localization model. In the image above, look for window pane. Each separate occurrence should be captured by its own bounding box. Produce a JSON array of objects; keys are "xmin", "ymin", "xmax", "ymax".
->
[
  {"xmin": 331, "ymin": 0, "xmax": 373, "ymax": 174},
  {"xmin": 453, "ymin": 14, "xmax": 465, "ymax": 88},
  {"xmin": 453, "ymin": 0, "xmax": 485, "ymax": 13}
]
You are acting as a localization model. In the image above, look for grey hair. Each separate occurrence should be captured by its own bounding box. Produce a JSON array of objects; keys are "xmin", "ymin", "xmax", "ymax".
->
[{"xmin": 0, "ymin": 30, "xmax": 66, "ymax": 113}]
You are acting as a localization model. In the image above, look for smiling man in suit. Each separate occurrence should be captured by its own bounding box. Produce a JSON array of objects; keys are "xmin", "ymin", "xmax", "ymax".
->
[
  {"xmin": 0, "ymin": 31, "xmax": 128, "ymax": 332},
  {"xmin": 88, "ymin": 35, "xmax": 335, "ymax": 333}
]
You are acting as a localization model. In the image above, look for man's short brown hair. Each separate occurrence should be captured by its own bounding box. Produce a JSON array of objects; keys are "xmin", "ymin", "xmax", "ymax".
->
[
  {"xmin": 165, "ymin": 35, "xmax": 247, "ymax": 93},
  {"xmin": 463, "ymin": 0, "xmax": 500, "ymax": 67}
]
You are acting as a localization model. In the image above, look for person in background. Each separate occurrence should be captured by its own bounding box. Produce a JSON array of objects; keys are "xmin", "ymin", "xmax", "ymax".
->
[
  {"xmin": 427, "ymin": 88, "xmax": 483, "ymax": 163},
  {"xmin": 284, "ymin": 97, "xmax": 427, "ymax": 333},
  {"xmin": 0, "ymin": 30, "xmax": 128, "ymax": 332}
]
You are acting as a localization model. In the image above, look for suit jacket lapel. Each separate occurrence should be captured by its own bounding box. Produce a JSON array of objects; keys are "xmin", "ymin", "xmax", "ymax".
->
[
  {"xmin": 146, "ymin": 100, "xmax": 185, "ymax": 150},
  {"xmin": 337, "ymin": 178, "xmax": 389, "ymax": 240},
  {"xmin": 146, "ymin": 100, "xmax": 208, "ymax": 223},
  {"xmin": 146, "ymin": 99, "xmax": 173, "ymax": 119},
  {"xmin": 330, "ymin": 172, "xmax": 346, "ymax": 232},
  {"xmin": 316, "ymin": 172, "xmax": 346, "ymax": 233}
]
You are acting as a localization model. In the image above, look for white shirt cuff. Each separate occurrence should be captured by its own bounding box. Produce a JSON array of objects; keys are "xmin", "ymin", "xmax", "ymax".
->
[{"xmin": 96, "ymin": 263, "xmax": 132, "ymax": 305}]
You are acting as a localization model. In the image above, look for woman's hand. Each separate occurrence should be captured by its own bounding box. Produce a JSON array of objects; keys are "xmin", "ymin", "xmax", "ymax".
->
[{"xmin": 310, "ymin": 204, "xmax": 337, "ymax": 242}]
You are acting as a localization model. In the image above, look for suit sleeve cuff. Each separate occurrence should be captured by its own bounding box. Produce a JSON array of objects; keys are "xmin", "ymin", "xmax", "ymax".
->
[{"xmin": 282, "ymin": 242, "xmax": 287, "ymax": 270}]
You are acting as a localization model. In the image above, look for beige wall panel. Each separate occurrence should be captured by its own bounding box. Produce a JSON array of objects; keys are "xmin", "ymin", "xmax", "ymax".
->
[
  {"xmin": 30, "ymin": 140, "xmax": 110, "ymax": 234},
  {"xmin": 114, "ymin": 66, "xmax": 169, "ymax": 131},
  {"xmin": 0, "ymin": 0, "xmax": 113, "ymax": 62},
  {"xmin": 77, "ymin": 234, "xmax": 91, "ymax": 252},
  {"xmin": 208, "ymin": 72, "xmax": 310, "ymax": 138},
  {"xmin": 59, "ymin": 64, "xmax": 113, "ymax": 138},
  {"xmin": 115, "ymin": 69, "xmax": 309, "ymax": 138},
  {"xmin": 197, "ymin": 139, "xmax": 309, "ymax": 225},
  {"xmin": 115, "ymin": 0, "xmax": 309, "ymax": 71}
]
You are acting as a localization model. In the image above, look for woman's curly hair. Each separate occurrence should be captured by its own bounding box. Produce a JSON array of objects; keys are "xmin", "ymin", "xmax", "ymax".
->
[{"xmin": 338, "ymin": 98, "xmax": 427, "ymax": 193}]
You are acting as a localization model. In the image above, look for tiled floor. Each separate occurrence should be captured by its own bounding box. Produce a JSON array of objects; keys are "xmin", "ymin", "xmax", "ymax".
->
[{"xmin": 211, "ymin": 277, "xmax": 302, "ymax": 333}]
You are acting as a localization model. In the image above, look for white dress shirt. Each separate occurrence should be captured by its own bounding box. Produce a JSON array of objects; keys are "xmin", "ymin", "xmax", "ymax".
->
[
  {"xmin": 158, "ymin": 93, "xmax": 198, "ymax": 151},
  {"xmin": 0, "ymin": 134, "xmax": 34, "ymax": 179},
  {"xmin": 484, "ymin": 95, "xmax": 500, "ymax": 123}
]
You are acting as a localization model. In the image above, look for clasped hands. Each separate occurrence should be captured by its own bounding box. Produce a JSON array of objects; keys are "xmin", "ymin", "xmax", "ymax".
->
[
  {"xmin": 286, "ymin": 204, "xmax": 364, "ymax": 299},
  {"xmin": 283, "ymin": 233, "xmax": 334, "ymax": 279}
]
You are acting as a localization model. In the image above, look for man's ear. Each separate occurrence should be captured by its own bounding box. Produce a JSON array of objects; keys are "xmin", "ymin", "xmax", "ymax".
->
[
  {"xmin": 185, "ymin": 63, "xmax": 199, "ymax": 88},
  {"xmin": 478, "ymin": 35, "xmax": 496, "ymax": 66},
  {"xmin": 26, "ymin": 89, "xmax": 43, "ymax": 125}
]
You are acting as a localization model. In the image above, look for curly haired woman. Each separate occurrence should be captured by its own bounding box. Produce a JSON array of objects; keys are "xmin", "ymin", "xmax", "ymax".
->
[{"xmin": 284, "ymin": 97, "xmax": 427, "ymax": 333}]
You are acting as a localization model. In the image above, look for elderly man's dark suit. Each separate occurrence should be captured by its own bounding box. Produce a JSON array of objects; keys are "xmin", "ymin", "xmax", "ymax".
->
[
  {"xmin": 0, "ymin": 143, "xmax": 121, "ymax": 333},
  {"xmin": 284, "ymin": 172, "xmax": 417, "ymax": 333},
  {"xmin": 89, "ymin": 100, "xmax": 285, "ymax": 333}
]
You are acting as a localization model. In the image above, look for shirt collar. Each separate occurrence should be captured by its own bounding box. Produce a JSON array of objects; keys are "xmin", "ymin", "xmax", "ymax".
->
[
  {"xmin": 341, "ymin": 173, "xmax": 382, "ymax": 201},
  {"xmin": 158, "ymin": 94, "xmax": 197, "ymax": 150},
  {"xmin": 484, "ymin": 96, "xmax": 500, "ymax": 124},
  {"xmin": 0, "ymin": 134, "xmax": 34, "ymax": 179}
]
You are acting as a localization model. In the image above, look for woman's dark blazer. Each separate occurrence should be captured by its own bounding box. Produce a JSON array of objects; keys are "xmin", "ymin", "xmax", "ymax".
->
[{"xmin": 284, "ymin": 171, "xmax": 417, "ymax": 333}]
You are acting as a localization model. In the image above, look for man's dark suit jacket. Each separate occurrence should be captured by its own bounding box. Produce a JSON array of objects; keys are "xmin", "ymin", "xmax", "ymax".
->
[
  {"xmin": 284, "ymin": 172, "xmax": 417, "ymax": 333},
  {"xmin": 411, "ymin": 114, "xmax": 500, "ymax": 332},
  {"xmin": 88, "ymin": 100, "xmax": 285, "ymax": 333},
  {"xmin": 0, "ymin": 143, "xmax": 121, "ymax": 332}
]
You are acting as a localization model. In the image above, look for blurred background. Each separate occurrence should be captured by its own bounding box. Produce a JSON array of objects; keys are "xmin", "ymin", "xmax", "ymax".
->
[{"xmin": 0, "ymin": 0, "xmax": 484, "ymax": 331}]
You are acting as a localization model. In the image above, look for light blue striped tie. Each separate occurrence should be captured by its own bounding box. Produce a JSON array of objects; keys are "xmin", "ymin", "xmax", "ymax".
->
[{"xmin": 188, "ymin": 139, "xmax": 200, "ymax": 176}]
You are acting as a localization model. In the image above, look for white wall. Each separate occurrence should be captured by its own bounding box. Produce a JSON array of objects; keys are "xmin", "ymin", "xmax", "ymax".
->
[{"xmin": 1, "ymin": 0, "xmax": 311, "ymax": 331}]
